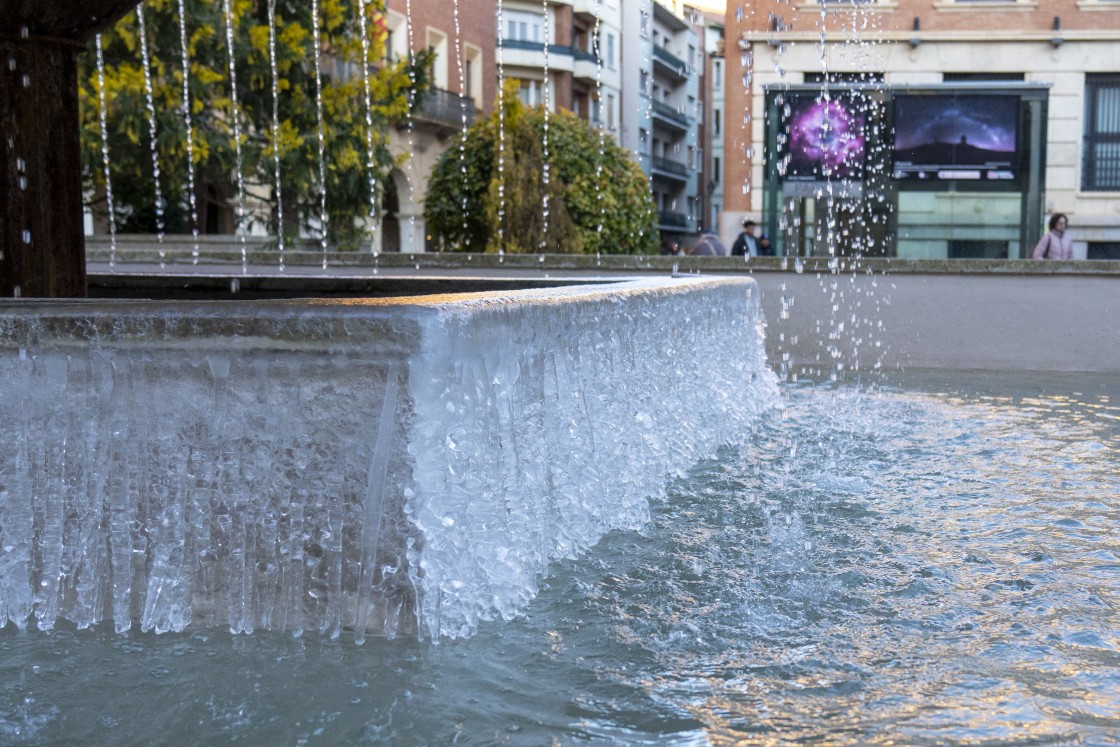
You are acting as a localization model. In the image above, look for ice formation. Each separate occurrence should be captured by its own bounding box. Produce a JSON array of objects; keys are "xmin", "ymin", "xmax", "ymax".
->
[{"xmin": 0, "ymin": 278, "xmax": 778, "ymax": 640}]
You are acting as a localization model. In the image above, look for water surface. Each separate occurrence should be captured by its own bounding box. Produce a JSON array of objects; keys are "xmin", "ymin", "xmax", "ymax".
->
[{"xmin": 3, "ymin": 372, "xmax": 1118, "ymax": 745}]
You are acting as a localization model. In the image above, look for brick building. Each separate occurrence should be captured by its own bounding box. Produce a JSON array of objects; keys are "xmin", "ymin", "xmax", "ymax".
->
[
  {"xmin": 722, "ymin": 0, "xmax": 1120, "ymax": 259},
  {"xmin": 384, "ymin": 0, "xmax": 496, "ymax": 252}
]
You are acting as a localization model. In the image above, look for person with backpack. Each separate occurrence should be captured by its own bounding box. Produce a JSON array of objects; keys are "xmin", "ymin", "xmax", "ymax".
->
[{"xmin": 1031, "ymin": 213, "xmax": 1073, "ymax": 260}]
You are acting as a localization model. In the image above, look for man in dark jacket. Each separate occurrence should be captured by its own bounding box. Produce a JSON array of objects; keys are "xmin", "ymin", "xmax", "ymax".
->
[{"xmin": 731, "ymin": 219, "xmax": 760, "ymax": 257}]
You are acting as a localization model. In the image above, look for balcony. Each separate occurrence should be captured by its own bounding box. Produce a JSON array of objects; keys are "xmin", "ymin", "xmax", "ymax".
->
[
  {"xmin": 652, "ymin": 45, "xmax": 688, "ymax": 81},
  {"xmin": 572, "ymin": 48, "xmax": 601, "ymax": 83},
  {"xmin": 407, "ymin": 87, "xmax": 476, "ymax": 136},
  {"xmin": 650, "ymin": 99, "xmax": 691, "ymax": 132},
  {"xmin": 657, "ymin": 211, "xmax": 696, "ymax": 231},
  {"xmin": 499, "ymin": 40, "xmax": 575, "ymax": 72},
  {"xmin": 651, "ymin": 156, "xmax": 690, "ymax": 182}
]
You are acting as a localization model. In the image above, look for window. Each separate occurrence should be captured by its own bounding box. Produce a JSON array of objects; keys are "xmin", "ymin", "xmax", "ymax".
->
[
  {"xmin": 713, "ymin": 156, "xmax": 721, "ymax": 183},
  {"xmin": 944, "ymin": 72, "xmax": 1024, "ymax": 82},
  {"xmin": 427, "ymin": 29, "xmax": 448, "ymax": 89},
  {"xmin": 1083, "ymin": 74, "xmax": 1120, "ymax": 191},
  {"xmin": 1088, "ymin": 242, "xmax": 1120, "ymax": 259},
  {"xmin": 516, "ymin": 79, "xmax": 543, "ymax": 106},
  {"xmin": 607, "ymin": 93, "xmax": 616, "ymax": 130},
  {"xmin": 464, "ymin": 45, "xmax": 483, "ymax": 107},
  {"xmin": 712, "ymin": 59, "xmax": 723, "ymax": 91},
  {"xmin": 713, "ymin": 107, "xmax": 722, "ymax": 137},
  {"xmin": 504, "ymin": 10, "xmax": 543, "ymax": 43},
  {"xmin": 607, "ymin": 33, "xmax": 616, "ymax": 69}
]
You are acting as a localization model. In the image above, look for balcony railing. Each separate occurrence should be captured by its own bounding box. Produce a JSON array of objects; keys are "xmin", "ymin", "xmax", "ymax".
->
[
  {"xmin": 500, "ymin": 39, "xmax": 574, "ymax": 57},
  {"xmin": 652, "ymin": 45, "xmax": 688, "ymax": 78},
  {"xmin": 658, "ymin": 211, "xmax": 695, "ymax": 230},
  {"xmin": 411, "ymin": 87, "xmax": 476, "ymax": 132},
  {"xmin": 651, "ymin": 156, "xmax": 690, "ymax": 179},
  {"xmin": 651, "ymin": 99, "xmax": 691, "ymax": 128}
]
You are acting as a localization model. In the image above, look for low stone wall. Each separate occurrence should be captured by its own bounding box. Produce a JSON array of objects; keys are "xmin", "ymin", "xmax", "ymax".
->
[
  {"xmin": 85, "ymin": 239, "xmax": 1120, "ymax": 375},
  {"xmin": 0, "ymin": 277, "xmax": 779, "ymax": 639}
]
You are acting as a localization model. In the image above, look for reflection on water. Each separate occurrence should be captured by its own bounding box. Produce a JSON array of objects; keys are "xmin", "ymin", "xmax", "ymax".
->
[{"xmin": 2, "ymin": 372, "xmax": 1119, "ymax": 745}]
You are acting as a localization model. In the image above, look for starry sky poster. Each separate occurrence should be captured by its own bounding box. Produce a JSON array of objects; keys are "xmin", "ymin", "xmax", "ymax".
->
[{"xmin": 892, "ymin": 94, "xmax": 1019, "ymax": 179}]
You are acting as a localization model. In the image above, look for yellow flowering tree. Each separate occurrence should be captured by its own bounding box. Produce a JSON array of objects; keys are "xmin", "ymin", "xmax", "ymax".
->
[{"xmin": 80, "ymin": 0, "xmax": 431, "ymax": 249}]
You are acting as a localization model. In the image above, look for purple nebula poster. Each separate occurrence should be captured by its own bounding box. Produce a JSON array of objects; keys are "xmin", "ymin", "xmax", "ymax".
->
[{"xmin": 786, "ymin": 95, "xmax": 867, "ymax": 181}]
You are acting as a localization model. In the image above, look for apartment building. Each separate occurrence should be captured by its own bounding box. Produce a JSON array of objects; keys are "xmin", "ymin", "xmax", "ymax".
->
[
  {"xmin": 723, "ymin": 0, "xmax": 1120, "ymax": 259},
  {"xmin": 499, "ymin": 1, "xmax": 625, "ymax": 132},
  {"xmin": 384, "ymin": 0, "xmax": 496, "ymax": 252},
  {"xmin": 621, "ymin": 0, "xmax": 704, "ymax": 243},
  {"xmin": 700, "ymin": 10, "xmax": 725, "ymax": 234}
]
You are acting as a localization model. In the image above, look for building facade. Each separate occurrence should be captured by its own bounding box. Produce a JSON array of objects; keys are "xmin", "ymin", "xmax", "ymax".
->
[
  {"xmin": 384, "ymin": 0, "xmax": 496, "ymax": 252},
  {"xmin": 621, "ymin": 0, "xmax": 704, "ymax": 244},
  {"xmin": 722, "ymin": 0, "xmax": 1120, "ymax": 259}
]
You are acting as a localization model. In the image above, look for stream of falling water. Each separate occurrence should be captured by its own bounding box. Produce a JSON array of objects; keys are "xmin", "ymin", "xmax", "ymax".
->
[
  {"xmin": 539, "ymin": 0, "xmax": 551, "ymax": 253},
  {"xmin": 354, "ymin": 0, "xmax": 379, "ymax": 268},
  {"xmin": 175, "ymin": 0, "xmax": 200, "ymax": 263},
  {"xmin": 221, "ymin": 0, "xmax": 249, "ymax": 275},
  {"xmin": 452, "ymin": 0, "xmax": 471, "ymax": 251},
  {"xmin": 310, "ymin": 0, "xmax": 330, "ymax": 270},
  {"xmin": 135, "ymin": 5, "xmax": 166, "ymax": 262},
  {"xmin": 94, "ymin": 34, "xmax": 117, "ymax": 270},
  {"xmin": 592, "ymin": 0, "xmax": 606, "ymax": 242},
  {"xmin": 496, "ymin": 0, "xmax": 506, "ymax": 252},
  {"xmin": 401, "ymin": 0, "xmax": 419, "ymax": 254},
  {"xmin": 267, "ymin": 0, "xmax": 285, "ymax": 269}
]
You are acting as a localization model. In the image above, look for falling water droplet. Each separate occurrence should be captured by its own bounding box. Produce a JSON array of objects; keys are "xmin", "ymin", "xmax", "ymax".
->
[
  {"xmin": 95, "ymin": 34, "xmax": 118, "ymax": 266},
  {"xmin": 266, "ymin": 0, "xmax": 285, "ymax": 264},
  {"xmin": 136, "ymin": 5, "xmax": 167, "ymax": 254},
  {"xmin": 176, "ymin": 0, "xmax": 200, "ymax": 262}
]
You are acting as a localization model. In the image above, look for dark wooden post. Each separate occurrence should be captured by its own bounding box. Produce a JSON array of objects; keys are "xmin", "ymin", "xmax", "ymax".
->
[
  {"xmin": 1, "ymin": 36, "xmax": 86, "ymax": 298},
  {"xmin": 0, "ymin": 1, "xmax": 143, "ymax": 298}
]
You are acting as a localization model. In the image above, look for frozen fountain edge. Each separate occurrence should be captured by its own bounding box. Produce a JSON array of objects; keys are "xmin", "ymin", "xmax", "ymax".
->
[{"xmin": 0, "ymin": 277, "xmax": 779, "ymax": 639}]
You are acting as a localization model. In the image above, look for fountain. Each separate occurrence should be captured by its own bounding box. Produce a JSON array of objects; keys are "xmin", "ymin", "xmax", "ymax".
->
[{"xmin": 5, "ymin": 4, "xmax": 1120, "ymax": 745}]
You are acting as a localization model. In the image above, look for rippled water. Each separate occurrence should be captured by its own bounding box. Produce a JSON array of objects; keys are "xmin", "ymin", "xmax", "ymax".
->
[{"xmin": 3, "ymin": 373, "xmax": 1118, "ymax": 745}]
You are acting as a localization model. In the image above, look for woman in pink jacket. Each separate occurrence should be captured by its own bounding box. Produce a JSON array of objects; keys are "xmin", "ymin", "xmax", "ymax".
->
[{"xmin": 1031, "ymin": 213, "xmax": 1073, "ymax": 260}]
